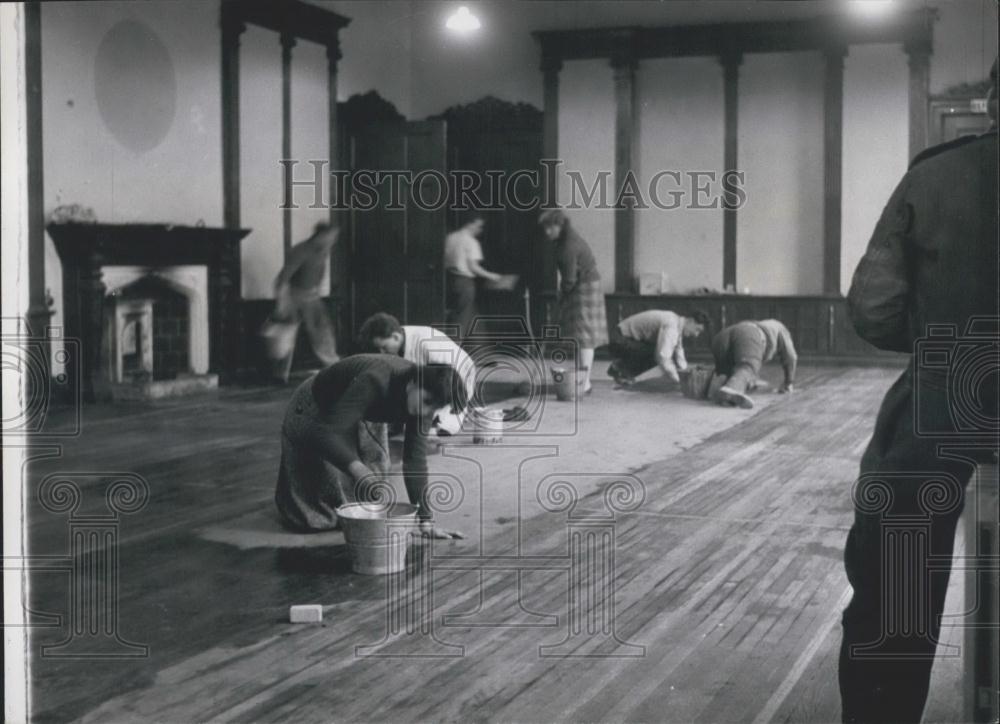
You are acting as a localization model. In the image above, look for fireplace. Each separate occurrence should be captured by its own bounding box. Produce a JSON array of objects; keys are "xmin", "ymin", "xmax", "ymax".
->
[
  {"xmin": 109, "ymin": 296, "xmax": 154, "ymax": 383},
  {"xmin": 49, "ymin": 223, "xmax": 250, "ymax": 401}
]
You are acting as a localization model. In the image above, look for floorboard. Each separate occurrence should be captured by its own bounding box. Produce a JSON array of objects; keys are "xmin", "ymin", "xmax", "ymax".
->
[{"xmin": 21, "ymin": 363, "xmax": 968, "ymax": 723}]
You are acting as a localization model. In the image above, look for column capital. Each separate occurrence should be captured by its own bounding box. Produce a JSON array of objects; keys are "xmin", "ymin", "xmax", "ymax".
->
[
  {"xmin": 609, "ymin": 30, "xmax": 639, "ymax": 73},
  {"xmin": 903, "ymin": 38, "xmax": 932, "ymax": 64},
  {"xmin": 610, "ymin": 51, "xmax": 638, "ymax": 74},
  {"xmin": 326, "ymin": 39, "xmax": 342, "ymax": 65},
  {"xmin": 220, "ymin": 5, "xmax": 246, "ymax": 39},
  {"xmin": 823, "ymin": 43, "xmax": 849, "ymax": 66},
  {"xmin": 719, "ymin": 49, "xmax": 743, "ymax": 70},
  {"xmin": 280, "ymin": 30, "xmax": 297, "ymax": 53},
  {"xmin": 540, "ymin": 53, "xmax": 563, "ymax": 74}
]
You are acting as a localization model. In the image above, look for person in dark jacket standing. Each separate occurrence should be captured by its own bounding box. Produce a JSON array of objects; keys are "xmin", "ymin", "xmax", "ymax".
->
[
  {"xmin": 274, "ymin": 354, "xmax": 465, "ymax": 539},
  {"xmin": 539, "ymin": 208, "xmax": 608, "ymax": 394},
  {"xmin": 838, "ymin": 60, "xmax": 998, "ymax": 724}
]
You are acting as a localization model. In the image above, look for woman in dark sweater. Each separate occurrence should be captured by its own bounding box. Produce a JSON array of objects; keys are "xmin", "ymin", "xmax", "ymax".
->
[
  {"xmin": 539, "ymin": 209, "xmax": 608, "ymax": 394},
  {"xmin": 274, "ymin": 354, "xmax": 464, "ymax": 539}
]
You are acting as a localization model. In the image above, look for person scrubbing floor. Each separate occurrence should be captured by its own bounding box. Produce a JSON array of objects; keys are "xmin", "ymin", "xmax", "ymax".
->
[
  {"xmin": 608, "ymin": 309, "xmax": 711, "ymax": 389},
  {"xmin": 709, "ymin": 319, "xmax": 798, "ymax": 409},
  {"xmin": 274, "ymin": 354, "xmax": 465, "ymax": 539}
]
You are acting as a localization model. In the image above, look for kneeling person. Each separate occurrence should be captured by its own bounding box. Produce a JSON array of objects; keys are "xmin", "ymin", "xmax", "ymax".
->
[
  {"xmin": 608, "ymin": 309, "xmax": 709, "ymax": 387},
  {"xmin": 710, "ymin": 319, "xmax": 797, "ymax": 409},
  {"xmin": 359, "ymin": 313, "xmax": 476, "ymax": 434},
  {"xmin": 274, "ymin": 354, "xmax": 464, "ymax": 539}
]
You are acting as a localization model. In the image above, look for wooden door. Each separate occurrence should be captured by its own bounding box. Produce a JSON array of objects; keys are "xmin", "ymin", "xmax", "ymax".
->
[
  {"xmin": 345, "ymin": 120, "xmax": 448, "ymax": 338},
  {"xmin": 929, "ymin": 96, "xmax": 993, "ymax": 146},
  {"xmin": 404, "ymin": 121, "xmax": 448, "ymax": 327}
]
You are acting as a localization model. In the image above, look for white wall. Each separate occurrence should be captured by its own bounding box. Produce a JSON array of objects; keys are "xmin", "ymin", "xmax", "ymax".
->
[
  {"xmin": 557, "ymin": 59, "xmax": 616, "ymax": 293},
  {"xmin": 931, "ymin": 0, "xmax": 998, "ymax": 93},
  {"xmin": 41, "ymin": 2, "xmax": 222, "ymax": 226},
  {"xmin": 237, "ymin": 26, "xmax": 333, "ymax": 300},
  {"xmin": 737, "ymin": 51, "xmax": 825, "ymax": 295},
  {"xmin": 239, "ymin": 25, "xmax": 283, "ymax": 301},
  {"xmin": 635, "ymin": 57, "xmax": 725, "ymax": 293},
  {"xmin": 41, "ymin": 1, "xmax": 344, "ymax": 311},
  {"xmin": 41, "ymin": 1, "xmax": 223, "ymax": 338},
  {"xmin": 326, "ymin": 0, "xmax": 413, "ymax": 115},
  {"xmin": 841, "ymin": 44, "xmax": 910, "ymax": 294},
  {"xmin": 291, "ymin": 39, "xmax": 334, "ymax": 295},
  {"xmin": 36, "ymin": 0, "xmax": 999, "ymax": 328}
]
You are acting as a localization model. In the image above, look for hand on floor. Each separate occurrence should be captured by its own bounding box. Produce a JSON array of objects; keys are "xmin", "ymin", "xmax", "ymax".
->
[
  {"xmin": 419, "ymin": 521, "xmax": 465, "ymax": 539},
  {"xmin": 608, "ymin": 364, "xmax": 634, "ymax": 388}
]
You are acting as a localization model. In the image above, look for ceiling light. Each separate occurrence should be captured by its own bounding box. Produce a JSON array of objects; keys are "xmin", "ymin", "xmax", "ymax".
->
[
  {"xmin": 848, "ymin": 0, "xmax": 895, "ymax": 18},
  {"xmin": 446, "ymin": 6, "xmax": 481, "ymax": 34}
]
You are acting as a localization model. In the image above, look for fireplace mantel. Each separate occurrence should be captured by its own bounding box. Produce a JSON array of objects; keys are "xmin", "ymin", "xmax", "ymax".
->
[{"xmin": 48, "ymin": 223, "xmax": 250, "ymax": 400}]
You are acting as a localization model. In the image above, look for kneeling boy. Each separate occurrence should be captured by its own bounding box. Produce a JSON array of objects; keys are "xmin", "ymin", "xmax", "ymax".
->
[
  {"xmin": 358, "ymin": 313, "xmax": 476, "ymax": 434},
  {"xmin": 608, "ymin": 309, "xmax": 710, "ymax": 387}
]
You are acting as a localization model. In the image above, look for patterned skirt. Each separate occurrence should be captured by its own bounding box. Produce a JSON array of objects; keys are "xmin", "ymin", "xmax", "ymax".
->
[{"xmin": 559, "ymin": 279, "xmax": 608, "ymax": 349}]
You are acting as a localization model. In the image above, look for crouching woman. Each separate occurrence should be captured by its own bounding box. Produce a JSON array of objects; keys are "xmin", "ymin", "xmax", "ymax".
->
[{"xmin": 274, "ymin": 354, "xmax": 465, "ymax": 539}]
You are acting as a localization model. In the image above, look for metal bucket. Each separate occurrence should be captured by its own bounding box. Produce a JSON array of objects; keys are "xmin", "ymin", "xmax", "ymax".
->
[
  {"xmin": 336, "ymin": 502, "xmax": 418, "ymax": 575},
  {"xmin": 680, "ymin": 365, "xmax": 715, "ymax": 399},
  {"xmin": 472, "ymin": 407, "xmax": 504, "ymax": 445},
  {"xmin": 550, "ymin": 366, "xmax": 576, "ymax": 401}
]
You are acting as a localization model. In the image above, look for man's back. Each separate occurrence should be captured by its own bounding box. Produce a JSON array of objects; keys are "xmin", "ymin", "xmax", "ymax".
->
[
  {"xmin": 617, "ymin": 310, "xmax": 678, "ymax": 342},
  {"xmin": 849, "ymin": 130, "xmax": 998, "ymax": 351},
  {"xmin": 838, "ymin": 124, "xmax": 998, "ymax": 724},
  {"xmin": 907, "ymin": 132, "xmax": 998, "ymax": 331},
  {"xmin": 443, "ymin": 229, "xmax": 481, "ymax": 277}
]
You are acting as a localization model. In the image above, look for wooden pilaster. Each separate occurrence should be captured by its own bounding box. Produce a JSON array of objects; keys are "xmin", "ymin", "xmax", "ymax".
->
[
  {"xmin": 720, "ymin": 50, "xmax": 742, "ymax": 291},
  {"xmin": 281, "ymin": 31, "xmax": 296, "ymax": 257},
  {"xmin": 823, "ymin": 45, "xmax": 846, "ymax": 295},
  {"xmin": 611, "ymin": 34, "xmax": 638, "ymax": 293}
]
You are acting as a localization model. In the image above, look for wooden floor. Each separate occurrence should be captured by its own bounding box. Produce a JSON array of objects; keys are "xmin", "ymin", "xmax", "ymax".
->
[{"xmin": 21, "ymin": 364, "xmax": 964, "ymax": 722}]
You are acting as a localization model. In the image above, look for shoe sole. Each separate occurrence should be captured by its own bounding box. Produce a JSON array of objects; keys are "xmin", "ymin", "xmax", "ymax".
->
[{"xmin": 717, "ymin": 387, "xmax": 754, "ymax": 409}]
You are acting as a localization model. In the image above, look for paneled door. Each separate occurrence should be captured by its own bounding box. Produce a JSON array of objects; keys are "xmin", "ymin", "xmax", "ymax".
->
[{"xmin": 346, "ymin": 120, "xmax": 448, "ymax": 335}]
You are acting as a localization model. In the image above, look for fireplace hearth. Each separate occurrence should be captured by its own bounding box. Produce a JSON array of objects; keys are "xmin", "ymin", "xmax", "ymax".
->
[{"xmin": 49, "ymin": 223, "xmax": 250, "ymax": 402}]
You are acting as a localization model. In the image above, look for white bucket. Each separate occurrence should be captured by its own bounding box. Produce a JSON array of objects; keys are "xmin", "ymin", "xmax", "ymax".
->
[
  {"xmin": 336, "ymin": 502, "xmax": 418, "ymax": 575},
  {"xmin": 472, "ymin": 407, "xmax": 505, "ymax": 445},
  {"xmin": 550, "ymin": 366, "xmax": 576, "ymax": 401}
]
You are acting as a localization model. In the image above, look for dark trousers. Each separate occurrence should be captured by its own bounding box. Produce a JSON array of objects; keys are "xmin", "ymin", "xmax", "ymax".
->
[
  {"xmin": 839, "ymin": 365, "xmax": 991, "ymax": 723},
  {"xmin": 608, "ymin": 337, "xmax": 657, "ymax": 378},
  {"xmin": 446, "ymin": 273, "xmax": 477, "ymax": 338},
  {"xmin": 711, "ymin": 322, "xmax": 765, "ymax": 392}
]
